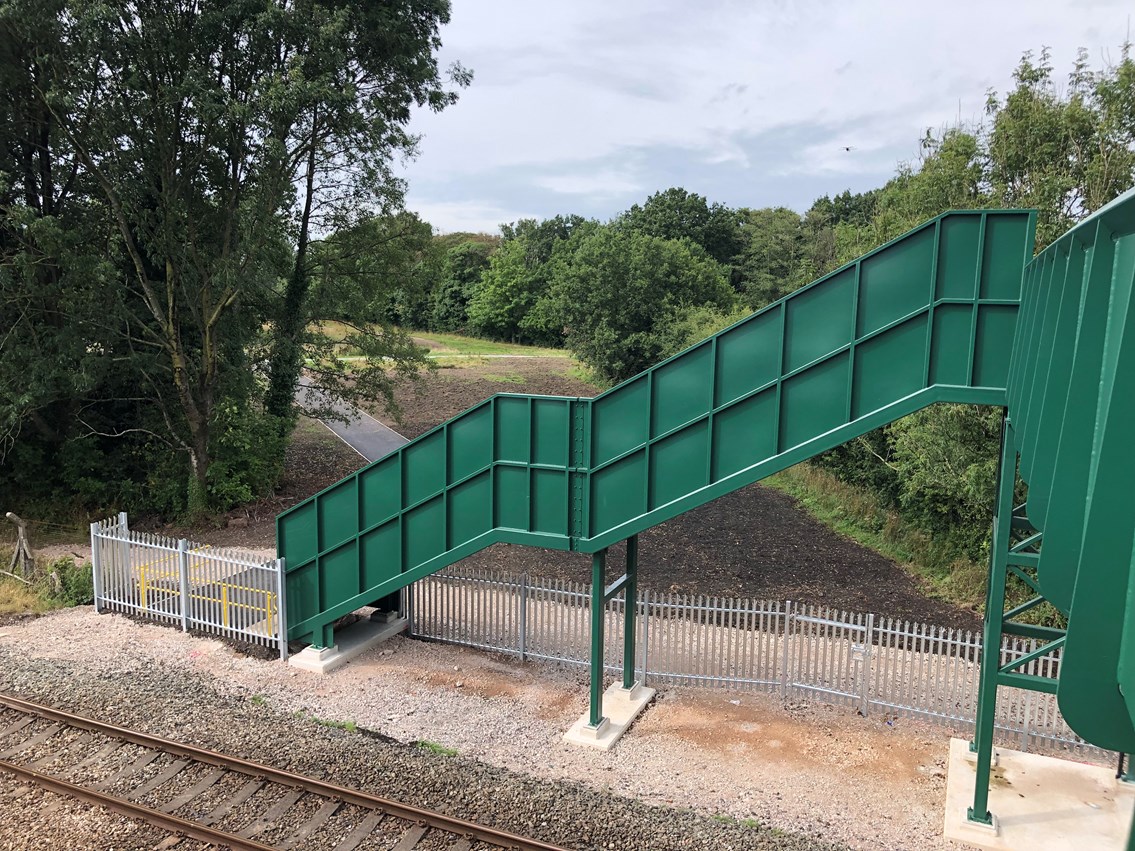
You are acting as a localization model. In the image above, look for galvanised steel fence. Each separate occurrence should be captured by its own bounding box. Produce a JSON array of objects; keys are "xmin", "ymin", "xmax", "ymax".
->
[
  {"xmin": 91, "ymin": 514, "xmax": 287, "ymax": 659},
  {"xmin": 407, "ymin": 566, "xmax": 1105, "ymax": 761}
]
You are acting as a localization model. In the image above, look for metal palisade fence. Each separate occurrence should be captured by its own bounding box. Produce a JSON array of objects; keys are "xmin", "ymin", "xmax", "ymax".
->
[
  {"xmin": 407, "ymin": 566, "xmax": 1105, "ymax": 761},
  {"xmin": 91, "ymin": 514, "xmax": 287, "ymax": 659}
]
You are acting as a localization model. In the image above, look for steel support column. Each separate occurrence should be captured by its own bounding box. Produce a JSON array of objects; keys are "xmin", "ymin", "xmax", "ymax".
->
[
  {"xmin": 588, "ymin": 549, "xmax": 607, "ymax": 728},
  {"xmin": 623, "ymin": 535, "xmax": 639, "ymax": 690},
  {"xmin": 969, "ymin": 413, "xmax": 1016, "ymax": 826}
]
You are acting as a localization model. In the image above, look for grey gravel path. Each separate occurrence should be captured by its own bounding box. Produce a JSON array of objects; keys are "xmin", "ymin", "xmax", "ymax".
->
[{"xmin": 296, "ymin": 377, "xmax": 408, "ymax": 462}]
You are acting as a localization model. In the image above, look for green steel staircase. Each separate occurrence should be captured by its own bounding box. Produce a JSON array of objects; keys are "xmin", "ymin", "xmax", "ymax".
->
[
  {"xmin": 279, "ymin": 189, "xmax": 1135, "ymax": 833},
  {"xmin": 277, "ymin": 209, "xmax": 1036, "ymax": 647}
]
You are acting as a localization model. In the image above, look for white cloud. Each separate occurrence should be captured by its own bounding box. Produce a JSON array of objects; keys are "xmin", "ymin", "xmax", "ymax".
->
[
  {"xmin": 407, "ymin": 199, "xmax": 537, "ymax": 235},
  {"xmin": 533, "ymin": 168, "xmax": 644, "ymax": 197},
  {"xmin": 400, "ymin": 0, "xmax": 1135, "ymax": 219}
]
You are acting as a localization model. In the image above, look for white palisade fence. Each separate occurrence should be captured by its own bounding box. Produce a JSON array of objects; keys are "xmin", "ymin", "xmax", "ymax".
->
[
  {"xmin": 407, "ymin": 566, "xmax": 1105, "ymax": 761},
  {"xmin": 91, "ymin": 513, "xmax": 287, "ymax": 659}
]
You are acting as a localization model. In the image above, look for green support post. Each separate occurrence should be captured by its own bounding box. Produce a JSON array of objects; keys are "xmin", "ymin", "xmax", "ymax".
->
[
  {"xmin": 969, "ymin": 413, "xmax": 1016, "ymax": 826},
  {"xmin": 623, "ymin": 535, "xmax": 639, "ymax": 690},
  {"xmin": 589, "ymin": 549, "xmax": 607, "ymax": 728}
]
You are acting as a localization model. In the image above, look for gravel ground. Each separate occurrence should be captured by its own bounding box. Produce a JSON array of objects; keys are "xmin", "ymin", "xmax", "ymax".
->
[{"xmin": 0, "ymin": 608, "xmax": 960, "ymax": 850}]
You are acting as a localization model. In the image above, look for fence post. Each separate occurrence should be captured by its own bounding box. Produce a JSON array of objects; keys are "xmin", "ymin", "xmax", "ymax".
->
[
  {"xmin": 640, "ymin": 588, "xmax": 650, "ymax": 686},
  {"xmin": 90, "ymin": 522, "xmax": 103, "ymax": 614},
  {"xmin": 117, "ymin": 512, "xmax": 130, "ymax": 601},
  {"xmin": 861, "ymin": 613, "xmax": 874, "ymax": 717},
  {"xmin": 275, "ymin": 558, "xmax": 288, "ymax": 662},
  {"xmin": 519, "ymin": 573, "xmax": 528, "ymax": 661},
  {"xmin": 177, "ymin": 539, "xmax": 190, "ymax": 632},
  {"xmin": 781, "ymin": 600, "xmax": 792, "ymax": 700}
]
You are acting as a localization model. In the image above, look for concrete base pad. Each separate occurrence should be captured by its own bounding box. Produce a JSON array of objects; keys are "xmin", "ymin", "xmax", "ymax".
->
[
  {"xmin": 287, "ymin": 614, "xmax": 407, "ymax": 675},
  {"xmin": 944, "ymin": 737, "xmax": 1135, "ymax": 850},
  {"xmin": 563, "ymin": 682, "xmax": 656, "ymax": 750}
]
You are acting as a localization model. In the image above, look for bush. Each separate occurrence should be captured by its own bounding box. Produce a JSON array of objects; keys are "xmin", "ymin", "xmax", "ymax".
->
[{"xmin": 39, "ymin": 557, "xmax": 94, "ymax": 607}]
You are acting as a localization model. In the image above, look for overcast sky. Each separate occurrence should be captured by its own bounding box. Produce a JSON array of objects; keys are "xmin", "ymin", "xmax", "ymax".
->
[{"xmin": 398, "ymin": 1, "xmax": 1133, "ymax": 234}]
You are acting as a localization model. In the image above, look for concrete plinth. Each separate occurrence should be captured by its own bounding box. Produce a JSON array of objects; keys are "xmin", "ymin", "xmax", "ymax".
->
[
  {"xmin": 563, "ymin": 682, "xmax": 656, "ymax": 750},
  {"xmin": 944, "ymin": 737, "xmax": 1135, "ymax": 850},
  {"xmin": 287, "ymin": 615, "xmax": 407, "ymax": 675}
]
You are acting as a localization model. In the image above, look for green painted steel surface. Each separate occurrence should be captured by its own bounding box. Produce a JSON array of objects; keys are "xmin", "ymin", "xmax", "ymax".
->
[
  {"xmin": 277, "ymin": 209, "xmax": 1034, "ymax": 645},
  {"xmin": 1003, "ymin": 188, "xmax": 1135, "ymax": 752}
]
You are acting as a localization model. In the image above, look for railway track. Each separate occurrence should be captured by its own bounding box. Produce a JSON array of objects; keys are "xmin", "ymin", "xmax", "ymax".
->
[{"xmin": 0, "ymin": 693, "xmax": 567, "ymax": 851}]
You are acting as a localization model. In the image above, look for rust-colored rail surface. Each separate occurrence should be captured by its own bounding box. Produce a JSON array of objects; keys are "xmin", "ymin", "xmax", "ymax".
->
[{"xmin": 0, "ymin": 692, "xmax": 567, "ymax": 851}]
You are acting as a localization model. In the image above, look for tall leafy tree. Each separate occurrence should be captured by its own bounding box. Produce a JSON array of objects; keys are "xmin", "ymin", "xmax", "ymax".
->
[
  {"xmin": 543, "ymin": 227, "xmax": 734, "ymax": 382},
  {"xmin": 619, "ymin": 188, "xmax": 744, "ymax": 268},
  {"xmin": 1, "ymin": 0, "xmax": 467, "ymax": 516}
]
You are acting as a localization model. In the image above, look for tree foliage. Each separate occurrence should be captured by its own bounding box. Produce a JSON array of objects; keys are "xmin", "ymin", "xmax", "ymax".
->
[
  {"xmin": 0, "ymin": 0, "xmax": 465, "ymax": 517},
  {"xmin": 542, "ymin": 227, "xmax": 734, "ymax": 383}
]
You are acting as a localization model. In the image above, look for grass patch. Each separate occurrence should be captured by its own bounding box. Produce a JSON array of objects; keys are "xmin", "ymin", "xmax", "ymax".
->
[
  {"xmin": 294, "ymin": 710, "xmax": 358, "ymax": 732},
  {"xmin": 0, "ymin": 577, "xmax": 51, "ymax": 615},
  {"xmin": 416, "ymin": 740, "xmax": 458, "ymax": 757},
  {"xmin": 250, "ymin": 694, "xmax": 267, "ymax": 706},
  {"xmin": 411, "ymin": 330, "xmax": 566, "ymax": 358}
]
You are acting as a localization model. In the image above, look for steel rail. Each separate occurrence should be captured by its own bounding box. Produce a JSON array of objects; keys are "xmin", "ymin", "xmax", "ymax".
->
[
  {"xmin": 0, "ymin": 757, "xmax": 275, "ymax": 850},
  {"xmin": 0, "ymin": 692, "xmax": 567, "ymax": 851}
]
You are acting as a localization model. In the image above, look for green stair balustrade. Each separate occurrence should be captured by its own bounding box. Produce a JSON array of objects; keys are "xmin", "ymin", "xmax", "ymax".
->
[
  {"xmin": 1002, "ymin": 189, "xmax": 1135, "ymax": 752},
  {"xmin": 277, "ymin": 209, "xmax": 1035, "ymax": 647}
]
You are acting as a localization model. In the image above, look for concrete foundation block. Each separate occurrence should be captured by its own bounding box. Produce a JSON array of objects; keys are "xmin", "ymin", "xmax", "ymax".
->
[
  {"xmin": 944, "ymin": 737, "xmax": 1134, "ymax": 850},
  {"xmin": 287, "ymin": 615, "xmax": 407, "ymax": 675},
  {"xmin": 563, "ymin": 682, "xmax": 656, "ymax": 751}
]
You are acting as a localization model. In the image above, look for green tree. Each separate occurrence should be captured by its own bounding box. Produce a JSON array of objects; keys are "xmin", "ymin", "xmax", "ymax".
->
[
  {"xmin": 733, "ymin": 207, "xmax": 805, "ymax": 308},
  {"xmin": 543, "ymin": 227, "xmax": 734, "ymax": 382},
  {"xmin": 467, "ymin": 215, "xmax": 587, "ymax": 343},
  {"xmin": 619, "ymin": 188, "xmax": 744, "ymax": 268},
  {"xmin": 0, "ymin": 0, "xmax": 467, "ymax": 517},
  {"xmin": 430, "ymin": 239, "xmax": 496, "ymax": 331}
]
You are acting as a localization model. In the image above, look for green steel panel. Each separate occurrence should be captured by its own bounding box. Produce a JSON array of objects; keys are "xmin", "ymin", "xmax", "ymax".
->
[
  {"xmin": 713, "ymin": 310, "xmax": 781, "ymax": 407},
  {"xmin": 649, "ymin": 422, "xmax": 710, "ymax": 509},
  {"xmin": 448, "ymin": 405, "xmax": 493, "ymax": 483},
  {"xmin": 651, "ymin": 342, "xmax": 713, "ymax": 437},
  {"xmin": 403, "ymin": 431, "xmax": 445, "ymax": 507},
  {"xmin": 783, "ymin": 267, "xmax": 855, "ymax": 372},
  {"xmin": 359, "ymin": 456, "xmax": 400, "ymax": 529},
  {"xmin": 852, "ymin": 316, "xmax": 927, "ymax": 418},
  {"xmin": 936, "ymin": 216, "xmax": 982, "ymax": 299},
  {"xmin": 278, "ymin": 502, "xmax": 317, "ymax": 567},
  {"xmin": 980, "ymin": 214, "xmax": 1030, "ymax": 300},
  {"xmin": 972, "ymin": 305, "xmax": 1018, "ymax": 388},
  {"xmin": 360, "ymin": 521, "xmax": 399, "ymax": 590},
  {"xmin": 494, "ymin": 396, "xmax": 529, "ymax": 463},
  {"xmin": 856, "ymin": 225, "xmax": 933, "ymax": 336},
  {"xmin": 1024, "ymin": 244, "xmax": 1085, "ymax": 526},
  {"xmin": 710, "ymin": 389, "xmax": 778, "ymax": 481},
  {"xmin": 531, "ymin": 468, "xmax": 568, "ymax": 535},
  {"xmin": 317, "ymin": 480, "xmax": 357, "ymax": 552},
  {"xmin": 929, "ymin": 305, "xmax": 974, "ymax": 386},
  {"xmin": 1034, "ymin": 231, "xmax": 1115, "ymax": 612},
  {"xmin": 592, "ymin": 376, "xmax": 648, "ymax": 466},
  {"xmin": 448, "ymin": 475, "xmax": 492, "ymax": 548},
  {"xmin": 589, "ymin": 451, "xmax": 647, "ymax": 536},
  {"xmin": 494, "ymin": 465, "xmax": 527, "ymax": 530},
  {"xmin": 779, "ymin": 352, "xmax": 850, "ymax": 448},
  {"xmin": 404, "ymin": 497, "xmax": 445, "ymax": 567},
  {"xmin": 318, "ymin": 542, "xmax": 358, "ymax": 607},
  {"xmin": 532, "ymin": 399, "xmax": 570, "ymax": 467},
  {"xmin": 277, "ymin": 208, "xmax": 1036, "ymax": 647}
]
